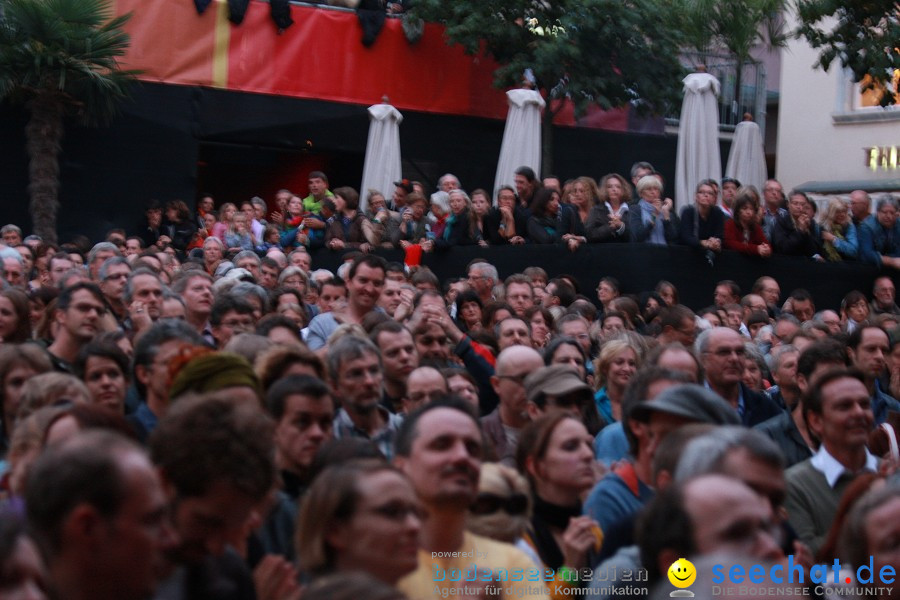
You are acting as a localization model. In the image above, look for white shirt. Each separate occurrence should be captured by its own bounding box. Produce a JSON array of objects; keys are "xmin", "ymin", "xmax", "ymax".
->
[{"xmin": 809, "ymin": 444, "xmax": 878, "ymax": 488}]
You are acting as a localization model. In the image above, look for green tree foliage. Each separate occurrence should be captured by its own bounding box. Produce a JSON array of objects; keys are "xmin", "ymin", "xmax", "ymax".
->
[
  {"xmin": 411, "ymin": 0, "xmax": 687, "ymax": 170},
  {"xmin": 0, "ymin": 0, "xmax": 138, "ymax": 243},
  {"xmin": 796, "ymin": 0, "xmax": 899, "ymax": 107}
]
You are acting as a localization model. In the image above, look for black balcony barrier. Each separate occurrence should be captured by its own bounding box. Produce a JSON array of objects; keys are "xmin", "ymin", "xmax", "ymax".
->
[{"xmin": 310, "ymin": 243, "xmax": 894, "ymax": 313}]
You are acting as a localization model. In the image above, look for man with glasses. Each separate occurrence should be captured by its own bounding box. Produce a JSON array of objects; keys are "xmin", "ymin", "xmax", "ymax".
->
[
  {"xmin": 466, "ymin": 261, "xmax": 498, "ymax": 306},
  {"xmin": 98, "ymin": 256, "xmax": 132, "ymax": 324},
  {"xmin": 483, "ymin": 346, "xmax": 544, "ymax": 466},
  {"xmin": 46, "ymin": 282, "xmax": 108, "ymax": 373},
  {"xmin": 696, "ymin": 327, "xmax": 781, "ymax": 426}
]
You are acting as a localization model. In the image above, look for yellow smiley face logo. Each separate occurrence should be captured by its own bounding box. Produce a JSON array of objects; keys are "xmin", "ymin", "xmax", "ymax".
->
[{"xmin": 667, "ymin": 558, "xmax": 696, "ymax": 588}]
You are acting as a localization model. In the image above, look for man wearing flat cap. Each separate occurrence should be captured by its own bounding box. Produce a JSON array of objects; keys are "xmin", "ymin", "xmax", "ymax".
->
[
  {"xmin": 524, "ymin": 364, "xmax": 595, "ymax": 425},
  {"xmin": 584, "ymin": 383, "xmax": 739, "ymax": 545}
]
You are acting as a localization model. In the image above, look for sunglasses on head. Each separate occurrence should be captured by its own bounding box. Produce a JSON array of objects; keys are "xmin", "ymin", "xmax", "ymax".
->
[{"xmin": 469, "ymin": 492, "xmax": 528, "ymax": 516}]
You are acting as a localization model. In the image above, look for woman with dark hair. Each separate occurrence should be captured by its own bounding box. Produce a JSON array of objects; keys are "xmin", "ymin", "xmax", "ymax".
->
[
  {"xmin": 485, "ymin": 186, "xmax": 529, "ymax": 245},
  {"xmin": 640, "ymin": 290, "xmax": 667, "ymax": 325},
  {"xmin": 654, "ymin": 280, "xmax": 679, "ymax": 307},
  {"xmin": 0, "ymin": 289, "xmax": 32, "ymax": 344},
  {"xmin": 454, "ymin": 290, "xmax": 484, "ymax": 333},
  {"xmin": 527, "ymin": 188, "xmax": 585, "ymax": 251},
  {"xmin": 297, "ymin": 459, "xmax": 421, "ymax": 586},
  {"xmin": 469, "ymin": 189, "xmax": 492, "ymax": 247},
  {"xmin": 516, "ymin": 413, "xmax": 602, "ymax": 573},
  {"xmin": 841, "ymin": 290, "xmax": 870, "ymax": 333},
  {"xmin": 584, "ymin": 173, "xmax": 631, "ymax": 242},
  {"xmin": 724, "ymin": 186, "xmax": 772, "ymax": 257},
  {"xmin": 481, "ymin": 301, "xmax": 515, "ymax": 330},
  {"xmin": 525, "ymin": 306, "xmax": 554, "ymax": 349},
  {"xmin": 435, "ymin": 189, "xmax": 480, "ymax": 248},
  {"xmin": 161, "ymin": 199, "xmax": 197, "ymax": 255},
  {"xmin": 326, "ymin": 187, "xmax": 372, "ymax": 252},
  {"xmin": 678, "ymin": 179, "xmax": 725, "ymax": 253}
]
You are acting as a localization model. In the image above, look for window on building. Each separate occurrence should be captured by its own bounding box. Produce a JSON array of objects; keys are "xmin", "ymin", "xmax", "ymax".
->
[{"xmin": 857, "ymin": 70, "xmax": 900, "ymax": 109}]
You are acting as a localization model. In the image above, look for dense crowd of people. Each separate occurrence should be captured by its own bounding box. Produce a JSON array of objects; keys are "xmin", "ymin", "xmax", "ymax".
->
[
  {"xmin": 106, "ymin": 165, "xmax": 900, "ymax": 269},
  {"xmin": 0, "ymin": 162, "xmax": 898, "ymax": 600}
]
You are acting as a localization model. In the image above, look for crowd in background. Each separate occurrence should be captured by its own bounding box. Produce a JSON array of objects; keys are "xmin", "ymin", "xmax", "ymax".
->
[{"xmin": 0, "ymin": 162, "xmax": 898, "ymax": 600}]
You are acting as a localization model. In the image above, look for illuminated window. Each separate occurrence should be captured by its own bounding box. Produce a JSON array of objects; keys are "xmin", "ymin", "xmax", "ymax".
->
[{"xmin": 857, "ymin": 70, "xmax": 900, "ymax": 108}]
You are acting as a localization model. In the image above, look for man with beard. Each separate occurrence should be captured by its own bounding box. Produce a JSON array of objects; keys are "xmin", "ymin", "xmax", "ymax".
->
[
  {"xmin": 396, "ymin": 398, "xmax": 544, "ymax": 599},
  {"xmin": 46, "ymin": 282, "xmax": 107, "ymax": 373},
  {"xmin": 370, "ymin": 320, "xmax": 419, "ymax": 413},
  {"xmin": 306, "ymin": 255, "xmax": 386, "ymax": 351},
  {"xmin": 328, "ymin": 335, "xmax": 403, "ymax": 460}
]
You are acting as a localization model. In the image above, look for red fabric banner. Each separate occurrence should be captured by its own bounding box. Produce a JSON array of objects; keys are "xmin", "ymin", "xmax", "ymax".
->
[{"xmin": 117, "ymin": 0, "xmax": 629, "ymax": 129}]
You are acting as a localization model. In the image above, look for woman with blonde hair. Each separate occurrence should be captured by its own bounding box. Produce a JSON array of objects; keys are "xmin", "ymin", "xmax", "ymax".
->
[
  {"xmin": 297, "ymin": 459, "xmax": 421, "ymax": 585},
  {"xmin": 585, "ymin": 173, "xmax": 631, "ymax": 242},
  {"xmin": 569, "ymin": 176, "xmax": 599, "ymax": 227},
  {"xmin": 211, "ymin": 202, "xmax": 237, "ymax": 243},
  {"xmin": 819, "ymin": 197, "xmax": 859, "ymax": 261},
  {"xmin": 592, "ymin": 338, "xmax": 641, "ymax": 427},
  {"xmin": 467, "ymin": 463, "xmax": 534, "ymax": 552}
]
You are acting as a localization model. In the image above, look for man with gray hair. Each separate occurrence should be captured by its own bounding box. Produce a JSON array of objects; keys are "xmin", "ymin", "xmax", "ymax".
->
[
  {"xmin": 328, "ymin": 335, "xmax": 402, "ymax": 460},
  {"xmin": 437, "ymin": 173, "xmax": 461, "ymax": 193},
  {"xmin": 87, "ymin": 241, "xmax": 123, "ymax": 281},
  {"xmin": 26, "ymin": 430, "xmax": 176, "ymax": 600},
  {"xmin": 765, "ymin": 344, "xmax": 800, "ymax": 411},
  {"xmin": 98, "ymin": 256, "xmax": 132, "ymax": 323},
  {"xmin": 232, "ymin": 250, "xmax": 261, "ymax": 280},
  {"xmin": 859, "ymin": 194, "xmax": 900, "ymax": 268},
  {"xmin": 675, "ymin": 426, "xmax": 788, "ymax": 525},
  {"xmin": 0, "ymin": 246, "xmax": 26, "ymax": 288},
  {"xmin": 466, "ymin": 261, "xmax": 498, "ymax": 306},
  {"xmin": 695, "ymin": 327, "xmax": 782, "ymax": 426},
  {"xmin": 1, "ymin": 224, "xmax": 22, "ymax": 246},
  {"xmin": 122, "ymin": 268, "xmax": 166, "ymax": 335}
]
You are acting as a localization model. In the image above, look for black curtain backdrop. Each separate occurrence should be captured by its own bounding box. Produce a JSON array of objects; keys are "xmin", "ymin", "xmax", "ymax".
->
[{"xmin": 309, "ymin": 243, "xmax": 892, "ymax": 313}]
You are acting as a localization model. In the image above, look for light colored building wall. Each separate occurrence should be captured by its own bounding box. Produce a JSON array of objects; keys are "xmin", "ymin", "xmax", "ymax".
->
[{"xmin": 776, "ymin": 15, "xmax": 900, "ymax": 192}]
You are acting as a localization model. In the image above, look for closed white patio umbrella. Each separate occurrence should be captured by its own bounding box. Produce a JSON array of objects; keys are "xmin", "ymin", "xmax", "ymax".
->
[
  {"xmin": 493, "ymin": 87, "xmax": 545, "ymax": 203},
  {"xmin": 360, "ymin": 100, "xmax": 403, "ymax": 213},
  {"xmin": 726, "ymin": 115, "xmax": 767, "ymax": 194},
  {"xmin": 675, "ymin": 70, "xmax": 721, "ymax": 212}
]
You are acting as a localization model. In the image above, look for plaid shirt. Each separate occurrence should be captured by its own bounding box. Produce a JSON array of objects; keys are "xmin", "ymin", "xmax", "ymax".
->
[{"xmin": 333, "ymin": 406, "xmax": 404, "ymax": 461}]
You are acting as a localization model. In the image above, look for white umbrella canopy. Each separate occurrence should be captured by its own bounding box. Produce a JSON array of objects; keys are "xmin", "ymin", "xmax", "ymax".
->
[
  {"xmin": 359, "ymin": 102, "xmax": 403, "ymax": 213},
  {"xmin": 493, "ymin": 88, "xmax": 545, "ymax": 203},
  {"xmin": 726, "ymin": 117, "xmax": 767, "ymax": 195},
  {"xmin": 675, "ymin": 71, "xmax": 721, "ymax": 212}
]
